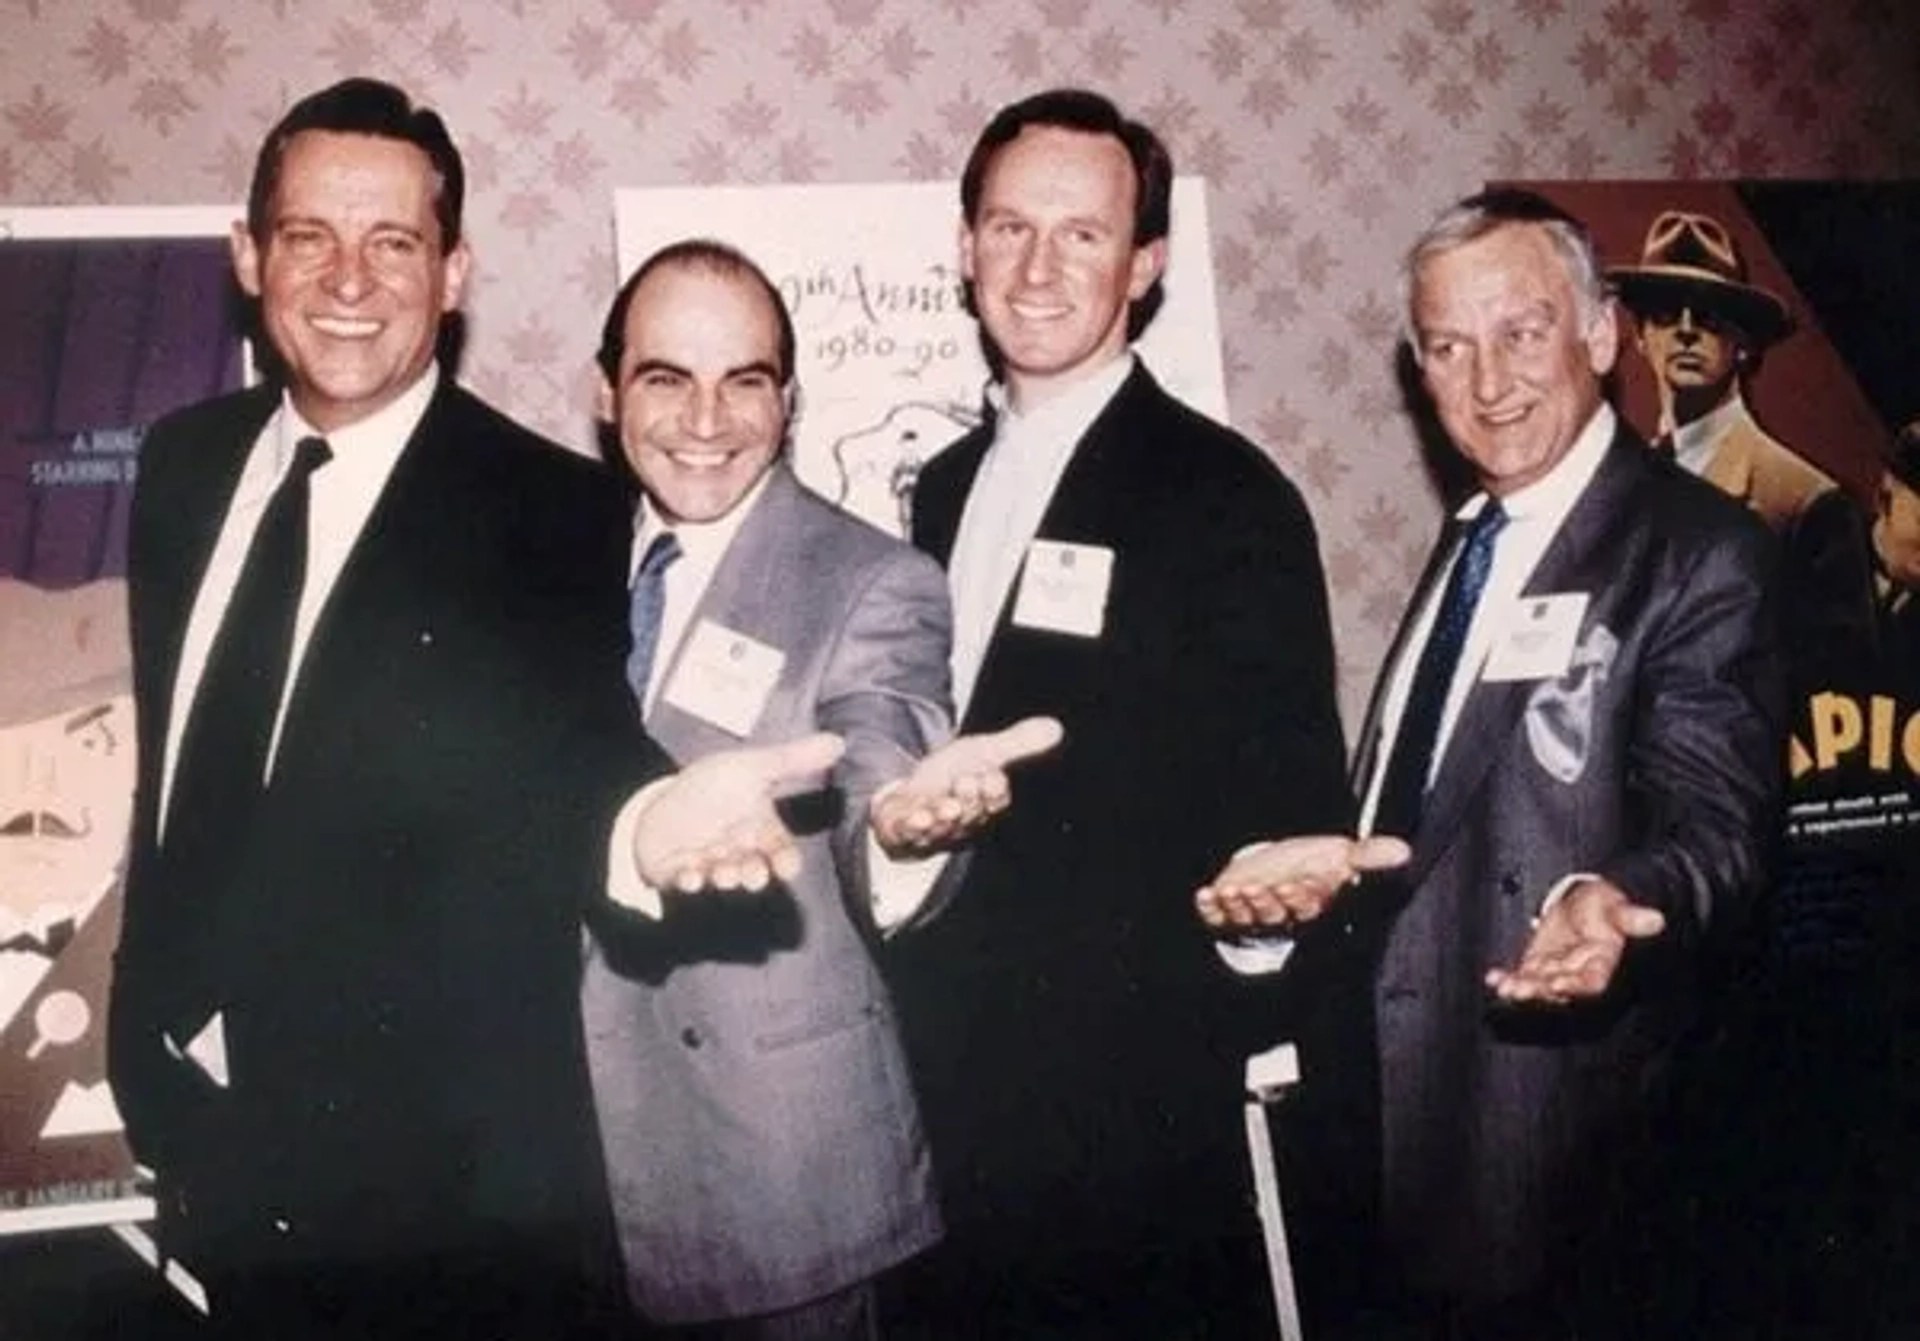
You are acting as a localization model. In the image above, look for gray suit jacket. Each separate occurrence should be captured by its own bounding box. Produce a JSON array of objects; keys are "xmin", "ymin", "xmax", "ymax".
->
[
  {"xmin": 582, "ymin": 464, "xmax": 949, "ymax": 1323},
  {"xmin": 1345, "ymin": 425, "xmax": 1783, "ymax": 1303}
]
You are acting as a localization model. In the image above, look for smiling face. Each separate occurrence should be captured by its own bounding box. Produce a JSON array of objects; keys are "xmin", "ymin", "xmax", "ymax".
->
[
  {"xmin": 960, "ymin": 124, "xmax": 1165, "ymax": 412},
  {"xmin": 1412, "ymin": 222, "xmax": 1618, "ymax": 497},
  {"xmin": 232, "ymin": 129, "xmax": 470, "ymax": 433},
  {"xmin": 600, "ymin": 261, "xmax": 788, "ymax": 524}
]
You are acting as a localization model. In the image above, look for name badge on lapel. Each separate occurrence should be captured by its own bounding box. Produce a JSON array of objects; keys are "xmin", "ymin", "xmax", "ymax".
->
[
  {"xmin": 1483, "ymin": 592, "xmax": 1589, "ymax": 682},
  {"xmin": 660, "ymin": 619, "xmax": 786, "ymax": 737},
  {"xmin": 1012, "ymin": 539, "xmax": 1113, "ymax": 639}
]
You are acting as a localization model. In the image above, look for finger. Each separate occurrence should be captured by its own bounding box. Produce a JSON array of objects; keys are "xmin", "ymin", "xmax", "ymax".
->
[
  {"xmin": 1352, "ymin": 835, "xmax": 1413, "ymax": 872},
  {"xmin": 981, "ymin": 715, "xmax": 1065, "ymax": 768},
  {"xmin": 757, "ymin": 732, "xmax": 846, "ymax": 788},
  {"xmin": 1613, "ymin": 905, "xmax": 1667, "ymax": 939}
]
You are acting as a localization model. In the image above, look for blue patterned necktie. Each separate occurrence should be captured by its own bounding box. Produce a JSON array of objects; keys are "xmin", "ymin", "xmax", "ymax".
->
[
  {"xmin": 1372, "ymin": 500, "xmax": 1509, "ymax": 841},
  {"xmin": 625, "ymin": 531, "xmax": 682, "ymax": 711}
]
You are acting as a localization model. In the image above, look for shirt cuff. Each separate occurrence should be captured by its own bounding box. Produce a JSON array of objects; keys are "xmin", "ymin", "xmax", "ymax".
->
[
  {"xmin": 1533, "ymin": 871, "xmax": 1600, "ymax": 927},
  {"xmin": 606, "ymin": 780, "xmax": 673, "ymax": 919},
  {"xmin": 865, "ymin": 826, "xmax": 950, "ymax": 935}
]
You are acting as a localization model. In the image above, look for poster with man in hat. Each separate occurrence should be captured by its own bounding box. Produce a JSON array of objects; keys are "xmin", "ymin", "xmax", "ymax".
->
[{"xmin": 1608, "ymin": 205, "xmax": 1872, "ymax": 671}]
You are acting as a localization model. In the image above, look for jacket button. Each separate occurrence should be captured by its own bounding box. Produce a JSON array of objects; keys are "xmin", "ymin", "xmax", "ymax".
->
[
  {"xmin": 680, "ymin": 1027, "xmax": 701, "ymax": 1049},
  {"xmin": 1500, "ymin": 872, "xmax": 1522, "ymax": 897}
]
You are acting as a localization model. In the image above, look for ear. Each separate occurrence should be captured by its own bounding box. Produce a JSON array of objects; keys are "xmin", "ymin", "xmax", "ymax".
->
[
  {"xmin": 440, "ymin": 239, "xmax": 472, "ymax": 313},
  {"xmin": 1128, "ymin": 237, "xmax": 1168, "ymax": 301},
  {"xmin": 958, "ymin": 219, "xmax": 977, "ymax": 282},
  {"xmin": 1584, "ymin": 298, "xmax": 1620, "ymax": 378},
  {"xmin": 230, "ymin": 221, "xmax": 262, "ymax": 299},
  {"xmin": 594, "ymin": 369, "xmax": 616, "ymax": 425}
]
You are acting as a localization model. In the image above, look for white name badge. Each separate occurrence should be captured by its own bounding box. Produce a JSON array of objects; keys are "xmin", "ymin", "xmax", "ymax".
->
[
  {"xmin": 1483, "ymin": 592, "xmax": 1589, "ymax": 683},
  {"xmin": 660, "ymin": 619, "xmax": 786, "ymax": 737},
  {"xmin": 1011, "ymin": 539, "xmax": 1113, "ymax": 639}
]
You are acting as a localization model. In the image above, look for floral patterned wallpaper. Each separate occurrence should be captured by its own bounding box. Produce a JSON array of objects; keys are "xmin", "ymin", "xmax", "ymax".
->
[{"xmin": 7, "ymin": 0, "xmax": 1918, "ymax": 723}]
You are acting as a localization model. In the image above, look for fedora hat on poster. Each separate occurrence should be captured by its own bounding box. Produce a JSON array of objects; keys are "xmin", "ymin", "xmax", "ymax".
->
[{"xmin": 1609, "ymin": 209, "xmax": 1795, "ymax": 349}]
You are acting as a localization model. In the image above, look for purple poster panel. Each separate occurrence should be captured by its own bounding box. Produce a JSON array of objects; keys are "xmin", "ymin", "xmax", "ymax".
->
[{"xmin": 0, "ymin": 212, "xmax": 244, "ymax": 1234}]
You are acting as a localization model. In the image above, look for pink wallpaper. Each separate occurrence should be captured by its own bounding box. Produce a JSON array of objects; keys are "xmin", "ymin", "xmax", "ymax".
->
[{"xmin": 6, "ymin": 0, "xmax": 1917, "ymax": 723}]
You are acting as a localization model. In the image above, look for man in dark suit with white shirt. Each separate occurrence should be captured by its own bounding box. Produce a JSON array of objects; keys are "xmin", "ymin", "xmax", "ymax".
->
[
  {"xmin": 107, "ymin": 78, "xmax": 840, "ymax": 1341},
  {"xmin": 1198, "ymin": 189, "xmax": 1784, "ymax": 1339},
  {"xmin": 885, "ymin": 87, "xmax": 1351, "ymax": 1338}
]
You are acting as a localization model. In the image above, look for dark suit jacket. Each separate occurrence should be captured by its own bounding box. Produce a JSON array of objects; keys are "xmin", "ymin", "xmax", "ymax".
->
[
  {"xmin": 1343, "ymin": 424, "xmax": 1783, "ymax": 1307},
  {"xmin": 108, "ymin": 381, "xmax": 659, "ymax": 1332},
  {"xmin": 890, "ymin": 363, "xmax": 1349, "ymax": 1324},
  {"xmin": 584, "ymin": 465, "xmax": 947, "ymax": 1323}
]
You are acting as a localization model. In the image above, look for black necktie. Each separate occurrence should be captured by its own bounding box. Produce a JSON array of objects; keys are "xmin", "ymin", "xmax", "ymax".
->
[
  {"xmin": 166, "ymin": 435, "xmax": 332, "ymax": 849},
  {"xmin": 625, "ymin": 531, "xmax": 681, "ymax": 711},
  {"xmin": 1372, "ymin": 500, "xmax": 1508, "ymax": 841}
]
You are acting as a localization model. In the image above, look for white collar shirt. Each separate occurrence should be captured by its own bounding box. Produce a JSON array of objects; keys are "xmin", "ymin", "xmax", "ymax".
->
[
  {"xmin": 629, "ymin": 468, "xmax": 772, "ymax": 717},
  {"xmin": 945, "ymin": 354, "xmax": 1133, "ymax": 715},
  {"xmin": 1671, "ymin": 388, "xmax": 1745, "ymax": 477},
  {"xmin": 158, "ymin": 368, "xmax": 438, "ymax": 838},
  {"xmin": 1358, "ymin": 402, "xmax": 1617, "ymax": 835}
]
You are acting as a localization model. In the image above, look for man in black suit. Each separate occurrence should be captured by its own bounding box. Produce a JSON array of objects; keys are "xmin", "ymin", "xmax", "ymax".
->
[
  {"xmin": 107, "ymin": 78, "xmax": 837, "ymax": 1340},
  {"xmin": 1199, "ymin": 190, "xmax": 1783, "ymax": 1339},
  {"xmin": 884, "ymin": 88, "xmax": 1351, "ymax": 1337}
]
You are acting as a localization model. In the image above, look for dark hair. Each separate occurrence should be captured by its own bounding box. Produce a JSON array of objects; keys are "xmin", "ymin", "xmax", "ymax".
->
[
  {"xmin": 247, "ymin": 78, "xmax": 465, "ymax": 252},
  {"xmin": 960, "ymin": 88, "xmax": 1172, "ymax": 341},
  {"xmin": 595, "ymin": 238, "xmax": 797, "ymax": 387}
]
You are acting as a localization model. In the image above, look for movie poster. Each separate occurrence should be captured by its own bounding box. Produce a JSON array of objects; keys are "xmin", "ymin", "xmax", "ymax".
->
[
  {"xmin": 612, "ymin": 180, "xmax": 1228, "ymax": 537},
  {"xmin": 0, "ymin": 206, "xmax": 245, "ymax": 1234},
  {"xmin": 1512, "ymin": 182, "xmax": 1920, "ymax": 980}
]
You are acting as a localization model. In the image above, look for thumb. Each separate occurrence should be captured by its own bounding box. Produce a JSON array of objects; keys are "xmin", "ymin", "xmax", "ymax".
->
[
  {"xmin": 1613, "ymin": 902, "xmax": 1667, "ymax": 939},
  {"xmin": 982, "ymin": 715, "xmax": 1065, "ymax": 768},
  {"xmin": 751, "ymin": 732, "xmax": 846, "ymax": 788},
  {"xmin": 1352, "ymin": 835, "xmax": 1412, "ymax": 872}
]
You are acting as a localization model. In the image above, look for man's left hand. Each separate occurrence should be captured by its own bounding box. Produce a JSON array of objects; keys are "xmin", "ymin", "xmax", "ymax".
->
[{"xmin": 1484, "ymin": 877, "xmax": 1665, "ymax": 1004}]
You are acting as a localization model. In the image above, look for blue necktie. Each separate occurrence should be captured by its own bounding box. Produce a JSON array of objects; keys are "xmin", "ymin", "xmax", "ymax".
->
[
  {"xmin": 1372, "ymin": 500, "xmax": 1508, "ymax": 841},
  {"xmin": 626, "ymin": 531, "xmax": 681, "ymax": 710}
]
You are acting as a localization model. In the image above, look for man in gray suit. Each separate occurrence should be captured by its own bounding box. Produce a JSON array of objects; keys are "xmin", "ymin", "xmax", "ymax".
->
[
  {"xmin": 582, "ymin": 239, "xmax": 1055, "ymax": 1340},
  {"xmin": 1197, "ymin": 189, "xmax": 1783, "ymax": 1339}
]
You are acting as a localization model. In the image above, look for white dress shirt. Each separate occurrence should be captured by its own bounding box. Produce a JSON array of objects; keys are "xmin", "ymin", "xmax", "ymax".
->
[
  {"xmin": 628, "ymin": 472, "xmax": 771, "ymax": 714},
  {"xmin": 946, "ymin": 354, "xmax": 1134, "ymax": 715},
  {"xmin": 156, "ymin": 369, "xmax": 438, "ymax": 840},
  {"xmin": 1357, "ymin": 403, "xmax": 1617, "ymax": 835},
  {"xmin": 1670, "ymin": 389, "xmax": 1744, "ymax": 478},
  {"xmin": 866, "ymin": 357, "xmax": 1135, "ymax": 930}
]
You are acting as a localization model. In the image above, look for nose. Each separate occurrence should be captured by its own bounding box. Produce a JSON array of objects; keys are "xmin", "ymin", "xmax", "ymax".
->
[
  {"xmin": 1021, "ymin": 234, "xmax": 1059, "ymax": 285},
  {"xmin": 1472, "ymin": 343, "xmax": 1510, "ymax": 404},
  {"xmin": 1673, "ymin": 306, "xmax": 1700, "ymax": 343},
  {"xmin": 324, "ymin": 244, "xmax": 372, "ymax": 301},
  {"xmin": 683, "ymin": 384, "xmax": 728, "ymax": 440}
]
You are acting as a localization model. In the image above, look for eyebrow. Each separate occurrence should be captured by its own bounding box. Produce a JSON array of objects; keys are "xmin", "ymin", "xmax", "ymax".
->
[
  {"xmin": 62, "ymin": 704, "xmax": 112, "ymax": 735},
  {"xmin": 629, "ymin": 357, "xmax": 781, "ymax": 383}
]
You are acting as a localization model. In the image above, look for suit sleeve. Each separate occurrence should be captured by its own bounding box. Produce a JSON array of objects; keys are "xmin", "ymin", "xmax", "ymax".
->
[
  {"xmin": 1601, "ymin": 518, "xmax": 1785, "ymax": 933},
  {"xmin": 818, "ymin": 546, "xmax": 955, "ymax": 917}
]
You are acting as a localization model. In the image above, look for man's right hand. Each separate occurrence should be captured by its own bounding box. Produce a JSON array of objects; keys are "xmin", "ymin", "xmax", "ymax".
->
[{"xmin": 630, "ymin": 733, "xmax": 846, "ymax": 894}]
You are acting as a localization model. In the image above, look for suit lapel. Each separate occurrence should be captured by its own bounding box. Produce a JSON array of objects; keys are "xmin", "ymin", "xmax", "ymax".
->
[
  {"xmin": 961, "ymin": 366, "xmax": 1154, "ymax": 729},
  {"xmin": 645, "ymin": 466, "xmax": 800, "ymax": 759},
  {"xmin": 1401, "ymin": 430, "xmax": 1647, "ymax": 883}
]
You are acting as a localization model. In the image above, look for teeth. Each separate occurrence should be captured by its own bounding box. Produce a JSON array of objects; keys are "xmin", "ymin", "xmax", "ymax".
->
[
  {"xmin": 311, "ymin": 316, "xmax": 380, "ymax": 338},
  {"xmin": 1010, "ymin": 301, "xmax": 1068, "ymax": 320},
  {"xmin": 669, "ymin": 451, "xmax": 729, "ymax": 469}
]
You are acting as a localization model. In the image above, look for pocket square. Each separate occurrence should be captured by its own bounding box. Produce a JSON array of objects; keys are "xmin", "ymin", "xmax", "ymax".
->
[{"xmin": 1524, "ymin": 623, "xmax": 1618, "ymax": 783}]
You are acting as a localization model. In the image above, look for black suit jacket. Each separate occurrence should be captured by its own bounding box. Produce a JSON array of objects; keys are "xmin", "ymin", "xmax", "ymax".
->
[
  {"xmin": 890, "ymin": 364, "xmax": 1349, "ymax": 1322},
  {"xmin": 109, "ymin": 382, "xmax": 661, "ymax": 1330}
]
